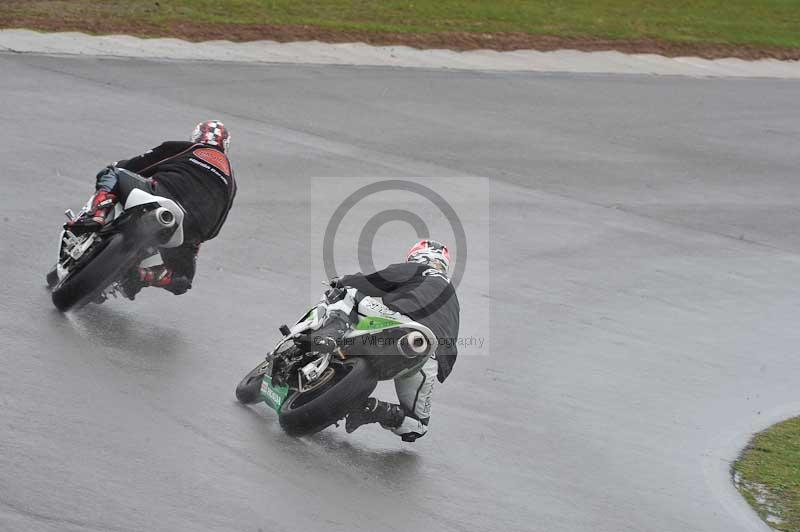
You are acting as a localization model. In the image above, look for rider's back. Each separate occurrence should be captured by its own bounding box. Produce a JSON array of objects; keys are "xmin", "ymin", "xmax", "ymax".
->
[
  {"xmin": 117, "ymin": 141, "xmax": 236, "ymax": 242},
  {"xmin": 339, "ymin": 262, "xmax": 461, "ymax": 382}
]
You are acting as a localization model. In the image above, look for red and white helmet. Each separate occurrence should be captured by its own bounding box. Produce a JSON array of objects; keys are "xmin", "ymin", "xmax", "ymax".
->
[
  {"xmin": 406, "ymin": 239, "xmax": 451, "ymax": 275},
  {"xmin": 191, "ymin": 120, "xmax": 230, "ymax": 153}
]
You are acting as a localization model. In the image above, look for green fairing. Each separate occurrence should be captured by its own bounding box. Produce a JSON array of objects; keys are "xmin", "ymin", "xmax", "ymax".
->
[
  {"xmin": 260, "ymin": 375, "xmax": 289, "ymax": 412},
  {"xmin": 355, "ymin": 316, "xmax": 402, "ymax": 330}
]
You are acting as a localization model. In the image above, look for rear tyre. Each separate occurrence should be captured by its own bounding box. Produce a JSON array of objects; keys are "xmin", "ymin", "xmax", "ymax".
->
[
  {"xmin": 279, "ymin": 358, "xmax": 377, "ymax": 437},
  {"xmin": 236, "ymin": 360, "xmax": 269, "ymax": 404},
  {"xmin": 51, "ymin": 233, "xmax": 139, "ymax": 312}
]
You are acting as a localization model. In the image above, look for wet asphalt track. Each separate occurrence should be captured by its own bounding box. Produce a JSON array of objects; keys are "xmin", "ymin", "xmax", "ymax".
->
[{"xmin": 2, "ymin": 53, "xmax": 800, "ymax": 532}]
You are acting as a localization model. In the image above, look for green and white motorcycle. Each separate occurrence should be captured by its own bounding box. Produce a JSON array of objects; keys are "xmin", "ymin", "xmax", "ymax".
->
[{"xmin": 235, "ymin": 289, "xmax": 436, "ymax": 436}]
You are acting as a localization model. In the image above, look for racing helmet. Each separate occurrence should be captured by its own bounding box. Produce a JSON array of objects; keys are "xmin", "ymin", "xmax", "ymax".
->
[
  {"xmin": 406, "ymin": 239, "xmax": 451, "ymax": 275},
  {"xmin": 191, "ymin": 120, "xmax": 230, "ymax": 153}
]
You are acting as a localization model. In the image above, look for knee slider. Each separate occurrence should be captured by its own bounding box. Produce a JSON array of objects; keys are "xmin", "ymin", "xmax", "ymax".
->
[
  {"xmin": 401, "ymin": 431, "xmax": 426, "ymax": 442},
  {"xmin": 402, "ymin": 417, "xmax": 429, "ymax": 442}
]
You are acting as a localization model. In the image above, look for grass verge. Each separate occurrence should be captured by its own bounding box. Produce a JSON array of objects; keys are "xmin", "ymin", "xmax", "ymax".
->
[
  {"xmin": 734, "ymin": 417, "xmax": 800, "ymax": 532},
  {"xmin": 1, "ymin": 1, "xmax": 799, "ymax": 59}
]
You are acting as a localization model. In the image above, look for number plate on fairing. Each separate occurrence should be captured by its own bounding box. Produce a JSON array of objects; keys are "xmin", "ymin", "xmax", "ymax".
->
[{"xmin": 260, "ymin": 375, "xmax": 289, "ymax": 412}]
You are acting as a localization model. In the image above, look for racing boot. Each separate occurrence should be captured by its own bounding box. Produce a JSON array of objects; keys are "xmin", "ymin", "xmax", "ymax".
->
[
  {"xmin": 120, "ymin": 265, "xmax": 191, "ymax": 300},
  {"xmin": 345, "ymin": 398, "xmax": 405, "ymax": 434},
  {"xmin": 66, "ymin": 190, "xmax": 117, "ymax": 233},
  {"xmin": 294, "ymin": 310, "xmax": 351, "ymax": 353}
]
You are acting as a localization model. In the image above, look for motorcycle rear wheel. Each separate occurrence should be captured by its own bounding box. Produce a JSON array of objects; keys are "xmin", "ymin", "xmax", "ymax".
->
[{"xmin": 279, "ymin": 358, "xmax": 377, "ymax": 437}]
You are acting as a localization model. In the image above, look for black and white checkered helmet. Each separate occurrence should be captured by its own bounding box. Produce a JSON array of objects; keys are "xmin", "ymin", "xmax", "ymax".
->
[{"xmin": 190, "ymin": 120, "xmax": 230, "ymax": 153}]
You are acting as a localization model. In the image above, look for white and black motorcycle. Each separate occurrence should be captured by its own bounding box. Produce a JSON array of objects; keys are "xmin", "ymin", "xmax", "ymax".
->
[{"xmin": 46, "ymin": 188, "xmax": 185, "ymax": 312}]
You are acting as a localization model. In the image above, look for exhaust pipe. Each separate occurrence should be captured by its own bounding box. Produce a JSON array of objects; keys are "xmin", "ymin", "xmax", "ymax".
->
[
  {"xmin": 399, "ymin": 331, "xmax": 428, "ymax": 358},
  {"xmin": 155, "ymin": 207, "xmax": 176, "ymax": 228}
]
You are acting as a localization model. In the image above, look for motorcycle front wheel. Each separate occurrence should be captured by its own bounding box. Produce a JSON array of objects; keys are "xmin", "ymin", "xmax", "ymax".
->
[
  {"xmin": 51, "ymin": 233, "xmax": 139, "ymax": 312},
  {"xmin": 235, "ymin": 360, "xmax": 270, "ymax": 404}
]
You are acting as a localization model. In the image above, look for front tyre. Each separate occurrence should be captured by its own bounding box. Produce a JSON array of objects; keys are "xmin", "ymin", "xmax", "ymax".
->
[
  {"xmin": 279, "ymin": 358, "xmax": 377, "ymax": 437},
  {"xmin": 45, "ymin": 266, "xmax": 58, "ymax": 289},
  {"xmin": 51, "ymin": 233, "xmax": 139, "ymax": 312},
  {"xmin": 236, "ymin": 360, "xmax": 269, "ymax": 404}
]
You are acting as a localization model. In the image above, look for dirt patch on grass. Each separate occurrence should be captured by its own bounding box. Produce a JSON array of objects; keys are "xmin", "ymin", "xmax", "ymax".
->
[{"xmin": 2, "ymin": 16, "xmax": 800, "ymax": 61}]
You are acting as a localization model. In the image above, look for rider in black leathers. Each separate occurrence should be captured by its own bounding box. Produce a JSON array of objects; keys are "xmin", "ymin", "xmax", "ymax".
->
[
  {"xmin": 301, "ymin": 239, "xmax": 460, "ymax": 442},
  {"xmin": 66, "ymin": 121, "xmax": 236, "ymax": 297}
]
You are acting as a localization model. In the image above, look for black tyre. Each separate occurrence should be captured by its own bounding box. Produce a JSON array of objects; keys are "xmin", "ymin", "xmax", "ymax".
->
[
  {"xmin": 279, "ymin": 358, "xmax": 377, "ymax": 437},
  {"xmin": 51, "ymin": 233, "xmax": 139, "ymax": 312},
  {"xmin": 236, "ymin": 360, "xmax": 269, "ymax": 404},
  {"xmin": 45, "ymin": 266, "xmax": 58, "ymax": 289}
]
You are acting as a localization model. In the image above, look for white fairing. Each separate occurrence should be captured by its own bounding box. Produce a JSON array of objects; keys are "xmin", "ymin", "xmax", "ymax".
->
[
  {"xmin": 290, "ymin": 305, "xmax": 326, "ymax": 336},
  {"xmin": 124, "ymin": 188, "xmax": 185, "ymax": 248}
]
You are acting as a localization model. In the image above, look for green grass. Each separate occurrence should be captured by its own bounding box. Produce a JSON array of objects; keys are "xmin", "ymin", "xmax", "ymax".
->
[
  {"xmin": 3, "ymin": 0, "xmax": 800, "ymax": 48},
  {"xmin": 734, "ymin": 417, "xmax": 800, "ymax": 532}
]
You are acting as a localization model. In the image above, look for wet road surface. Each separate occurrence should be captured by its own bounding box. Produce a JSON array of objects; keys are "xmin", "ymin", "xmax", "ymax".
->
[{"xmin": 2, "ymin": 53, "xmax": 799, "ymax": 532}]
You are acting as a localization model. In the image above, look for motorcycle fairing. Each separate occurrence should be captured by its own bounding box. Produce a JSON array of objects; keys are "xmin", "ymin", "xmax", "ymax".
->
[
  {"xmin": 260, "ymin": 367, "xmax": 289, "ymax": 412},
  {"xmin": 355, "ymin": 316, "xmax": 403, "ymax": 330}
]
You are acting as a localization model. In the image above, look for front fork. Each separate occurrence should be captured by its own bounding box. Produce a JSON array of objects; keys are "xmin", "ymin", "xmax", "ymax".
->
[{"xmin": 55, "ymin": 229, "xmax": 97, "ymax": 283}]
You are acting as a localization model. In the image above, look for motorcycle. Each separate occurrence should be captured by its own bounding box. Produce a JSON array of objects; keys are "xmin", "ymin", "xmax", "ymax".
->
[
  {"xmin": 236, "ymin": 290, "xmax": 436, "ymax": 436},
  {"xmin": 46, "ymin": 184, "xmax": 185, "ymax": 312}
]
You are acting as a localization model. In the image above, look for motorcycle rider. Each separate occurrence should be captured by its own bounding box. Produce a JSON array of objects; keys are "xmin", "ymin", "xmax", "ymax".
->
[
  {"xmin": 299, "ymin": 239, "xmax": 460, "ymax": 442},
  {"xmin": 66, "ymin": 121, "xmax": 236, "ymax": 297}
]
